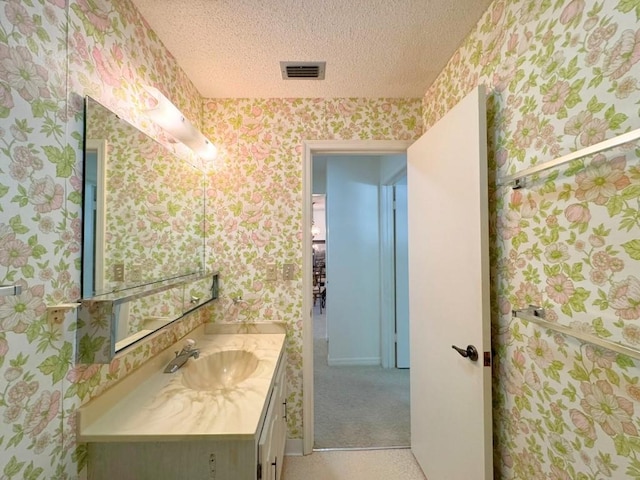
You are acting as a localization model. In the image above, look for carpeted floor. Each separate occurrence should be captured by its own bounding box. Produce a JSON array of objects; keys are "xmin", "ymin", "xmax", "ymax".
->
[
  {"xmin": 282, "ymin": 449, "xmax": 426, "ymax": 480},
  {"xmin": 313, "ymin": 308, "xmax": 411, "ymax": 449}
]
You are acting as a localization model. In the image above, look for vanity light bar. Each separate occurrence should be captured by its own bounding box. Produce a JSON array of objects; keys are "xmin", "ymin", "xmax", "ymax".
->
[{"xmin": 143, "ymin": 85, "xmax": 217, "ymax": 161}]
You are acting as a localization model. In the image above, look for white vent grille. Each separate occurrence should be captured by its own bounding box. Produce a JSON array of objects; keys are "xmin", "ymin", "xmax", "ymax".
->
[{"xmin": 280, "ymin": 61, "xmax": 326, "ymax": 80}]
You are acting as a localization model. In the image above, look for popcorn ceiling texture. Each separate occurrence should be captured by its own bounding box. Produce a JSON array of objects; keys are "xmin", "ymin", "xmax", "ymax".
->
[{"xmin": 129, "ymin": 0, "xmax": 493, "ymax": 98}]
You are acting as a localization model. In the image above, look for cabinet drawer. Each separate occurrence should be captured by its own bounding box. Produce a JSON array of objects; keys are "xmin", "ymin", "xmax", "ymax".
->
[{"xmin": 257, "ymin": 351, "xmax": 287, "ymax": 480}]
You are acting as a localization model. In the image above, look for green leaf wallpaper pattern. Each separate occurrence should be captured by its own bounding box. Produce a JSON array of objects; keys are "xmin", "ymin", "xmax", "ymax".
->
[
  {"xmin": 201, "ymin": 95, "xmax": 422, "ymax": 439},
  {"xmin": 423, "ymin": 0, "xmax": 640, "ymax": 477},
  {"xmin": 1, "ymin": 0, "xmax": 640, "ymax": 478}
]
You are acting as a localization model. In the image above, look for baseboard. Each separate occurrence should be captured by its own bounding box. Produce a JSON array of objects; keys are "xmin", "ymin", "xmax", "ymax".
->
[
  {"xmin": 327, "ymin": 356, "xmax": 381, "ymax": 366},
  {"xmin": 285, "ymin": 438, "xmax": 304, "ymax": 456}
]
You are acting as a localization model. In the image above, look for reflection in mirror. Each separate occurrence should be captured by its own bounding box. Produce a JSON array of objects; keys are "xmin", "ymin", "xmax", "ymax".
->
[
  {"xmin": 82, "ymin": 140, "xmax": 106, "ymax": 295},
  {"xmin": 82, "ymin": 97, "xmax": 206, "ymax": 298},
  {"xmin": 77, "ymin": 272, "xmax": 219, "ymax": 363},
  {"xmin": 115, "ymin": 287, "xmax": 183, "ymax": 351},
  {"xmin": 183, "ymin": 275, "xmax": 218, "ymax": 313}
]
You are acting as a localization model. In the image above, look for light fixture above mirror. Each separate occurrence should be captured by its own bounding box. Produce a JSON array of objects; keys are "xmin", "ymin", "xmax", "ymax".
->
[{"xmin": 143, "ymin": 85, "xmax": 217, "ymax": 161}]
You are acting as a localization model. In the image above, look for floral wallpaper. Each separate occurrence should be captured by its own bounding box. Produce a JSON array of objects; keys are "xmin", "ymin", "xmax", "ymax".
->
[
  {"xmin": 422, "ymin": 0, "xmax": 640, "ymax": 477},
  {"xmin": 1, "ymin": 0, "xmax": 209, "ymax": 477},
  {"xmin": 202, "ymin": 97, "xmax": 423, "ymax": 438},
  {"xmin": 86, "ymin": 99, "xmax": 205, "ymax": 294},
  {"xmin": 0, "ymin": 0, "xmax": 422, "ymax": 477},
  {"xmin": 4, "ymin": 0, "xmax": 638, "ymax": 478}
]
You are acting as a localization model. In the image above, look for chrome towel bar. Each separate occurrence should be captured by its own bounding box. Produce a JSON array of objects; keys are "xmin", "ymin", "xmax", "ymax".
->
[
  {"xmin": 498, "ymin": 127, "xmax": 640, "ymax": 188},
  {"xmin": 512, "ymin": 306, "xmax": 640, "ymax": 361}
]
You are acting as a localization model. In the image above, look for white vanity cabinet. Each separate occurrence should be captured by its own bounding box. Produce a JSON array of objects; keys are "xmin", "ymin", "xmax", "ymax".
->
[
  {"xmin": 80, "ymin": 328, "xmax": 287, "ymax": 480},
  {"xmin": 258, "ymin": 351, "xmax": 287, "ymax": 480}
]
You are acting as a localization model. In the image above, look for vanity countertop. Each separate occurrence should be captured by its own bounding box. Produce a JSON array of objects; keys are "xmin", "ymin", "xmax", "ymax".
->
[{"xmin": 77, "ymin": 324, "xmax": 286, "ymax": 442}]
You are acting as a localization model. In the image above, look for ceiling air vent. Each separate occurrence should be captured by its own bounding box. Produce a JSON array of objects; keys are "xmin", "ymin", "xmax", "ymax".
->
[{"xmin": 280, "ymin": 61, "xmax": 326, "ymax": 80}]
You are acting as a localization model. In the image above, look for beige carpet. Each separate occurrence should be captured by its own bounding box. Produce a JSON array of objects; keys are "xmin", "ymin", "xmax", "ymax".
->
[
  {"xmin": 282, "ymin": 449, "xmax": 426, "ymax": 480},
  {"xmin": 313, "ymin": 308, "xmax": 411, "ymax": 449}
]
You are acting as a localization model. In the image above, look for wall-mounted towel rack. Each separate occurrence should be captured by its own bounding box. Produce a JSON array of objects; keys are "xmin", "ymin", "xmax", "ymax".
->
[
  {"xmin": 512, "ymin": 306, "xmax": 640, "ymax": 361},
  {"xmin": 498, "ymin": 127, "xmax": 640, "ymax": 188}
]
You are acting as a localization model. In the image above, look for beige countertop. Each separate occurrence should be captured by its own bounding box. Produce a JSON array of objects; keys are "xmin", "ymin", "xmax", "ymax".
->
[{"xmin": 78, "ymin": 324, "xmax": 286, "ymax": 443}]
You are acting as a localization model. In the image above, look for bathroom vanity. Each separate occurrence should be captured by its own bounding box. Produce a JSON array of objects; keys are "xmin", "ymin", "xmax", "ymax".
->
[{"xmin": 78, "ymin": 323, "xmax": 287, "ymax": 480}]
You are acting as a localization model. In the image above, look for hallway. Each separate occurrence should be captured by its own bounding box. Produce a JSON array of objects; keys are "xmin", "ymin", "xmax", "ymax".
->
[{"xmin": 313, "ymin": 306, "xmax": 410, "ymax": 448}]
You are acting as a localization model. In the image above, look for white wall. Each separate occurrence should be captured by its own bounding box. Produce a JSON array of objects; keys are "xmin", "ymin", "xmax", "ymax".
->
[
  {"xmin": 326, "ymin": 156, "xmax": 382, "ymax": 365},
  {"xmin": 379, "ymin": 154, "xmax": 406, "ymax": 184},
  {"xmin": 312, "ymin": 156, "xmax": 327, "ymax": 194}
]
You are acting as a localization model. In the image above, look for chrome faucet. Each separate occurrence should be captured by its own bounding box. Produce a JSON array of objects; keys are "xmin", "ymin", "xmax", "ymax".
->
[{"xmin": 163, "ymin": 339, "xmax": 200, "ymax": 373}]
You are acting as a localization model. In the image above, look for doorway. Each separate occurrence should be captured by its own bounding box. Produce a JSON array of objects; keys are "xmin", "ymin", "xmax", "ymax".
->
[{"xmin": 302, "ymin": 141, "xmax": 412, "ymax": 454}]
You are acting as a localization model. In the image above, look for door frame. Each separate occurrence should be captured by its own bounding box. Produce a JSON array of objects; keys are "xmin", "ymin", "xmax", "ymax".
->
[
  {"xmin": 83, "ymin": 139, "xmax": 107, "ymax": 295},
  {"xmin": 302, "ymin": 140, "xmax": 412, "ymax": 454},
  {"xmin": 379, "ymin": 184, "xmax": 396, "ymax": 369},
  {"xmin": 380, "ymin": 168, "xmax": 409, "ymax": 368}
]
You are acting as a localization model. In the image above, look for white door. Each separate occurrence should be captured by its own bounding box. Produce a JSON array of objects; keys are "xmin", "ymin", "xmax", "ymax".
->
[
  {"xmin": 408, "ymin": 85, "xmax": 492, "ymax": 479},
  {"xmin": 394, "ymin": 180, "xmax": 410, "ymax": 368}
]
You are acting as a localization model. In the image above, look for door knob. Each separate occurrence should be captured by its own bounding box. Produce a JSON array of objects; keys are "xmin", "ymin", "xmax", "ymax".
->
[{"xmin": 452, "ymin": 344, "xmax": 478, "ymax": 362}]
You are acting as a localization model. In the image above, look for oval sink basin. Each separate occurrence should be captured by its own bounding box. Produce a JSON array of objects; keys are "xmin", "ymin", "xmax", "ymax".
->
[{"xmin": 182, "ymin": 350, "xmax": 259, "ymax": 391}]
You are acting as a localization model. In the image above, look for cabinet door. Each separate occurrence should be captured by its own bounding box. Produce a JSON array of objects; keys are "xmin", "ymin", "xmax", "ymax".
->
[
  {"xmin": 273, "ymin": 356, "xmax": 287, "ymax": 480},
  {"xmin": 258, "ymin": 353, "xmax": 287, "ymax": 480},
  {"xmin": 258, "ymin": 406, "xmax": 276, "ymax": 480}
]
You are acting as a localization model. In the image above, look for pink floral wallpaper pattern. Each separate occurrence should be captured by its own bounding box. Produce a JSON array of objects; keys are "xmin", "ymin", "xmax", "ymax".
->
[
  {"xmin": 1, "ymin": 0, "xmax": 209, "ymax": 477},
  {"xmin": 3, "ymin": 0, "xmax": 640, "ymax": 478},
  {"xmin": 422, "ymin": 0, "xmax": 640, "ymax": 477},
  {"xmin": 202, "ymin": 97, "xmax": 423, "ymax": 437}
]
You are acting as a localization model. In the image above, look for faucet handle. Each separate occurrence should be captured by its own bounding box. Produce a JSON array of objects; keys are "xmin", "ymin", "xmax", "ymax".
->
[{"xmin": 183, "ymin": 338, "xmax": 196, "ymax": 350}]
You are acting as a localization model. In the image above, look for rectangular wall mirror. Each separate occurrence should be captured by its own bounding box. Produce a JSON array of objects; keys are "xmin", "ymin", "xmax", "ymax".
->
[
  {"xmin": 82, "ymin": 96, "xmax": 206, "ymax": 297},
  {"xmin": 79, "ymin": 97, "xmax": 211, "ymax": 359}
]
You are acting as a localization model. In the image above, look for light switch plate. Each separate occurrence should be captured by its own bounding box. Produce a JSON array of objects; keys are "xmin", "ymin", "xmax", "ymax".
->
[
  {"xmin": 113, "ymin": 263, "xmax": 124, "ymax": 282},
  {"xmin": 129, "ymin": 264, "xmax": 142, "ymax": 282},
  {"xmin": 266, "ymin": 264, "xmax": 278, "ymax": 282},
  {"xmin": 282, "ymin": 263, "xmax": 295, "ymax": 281}
]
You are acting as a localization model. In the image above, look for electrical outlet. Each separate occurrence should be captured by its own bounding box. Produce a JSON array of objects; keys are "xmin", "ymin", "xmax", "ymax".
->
[
  {"xmin": 266, "ymin": 264, "xmax": 278, "ymax": 282},
  {"xmin": 46, "ymin": 304, "xmax": 79, "ymax": 327},
  {"xmin": 282, "ymin": 263, "xmax": 295, "ymax": 281},
  {"xmin": 113, "ymin": 263, "xmax": 125, "ymax": 282},
  {"xmin": 47, "ymin": 307, "xmax": 66, "ymax": 325}
]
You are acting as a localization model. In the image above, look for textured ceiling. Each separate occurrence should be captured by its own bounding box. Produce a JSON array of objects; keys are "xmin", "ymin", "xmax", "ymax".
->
[{"xmin": 130, "ymin": 0, "xmax": 493, "ymax": 98}]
